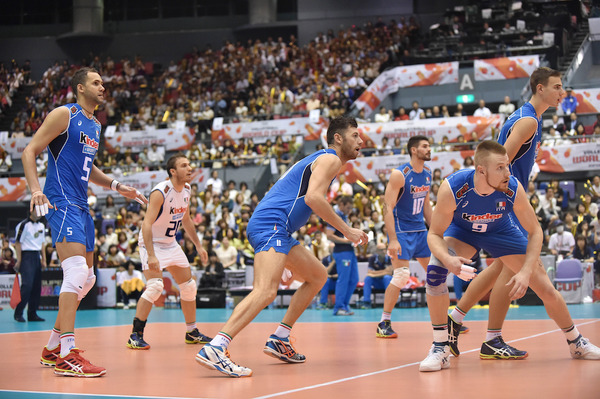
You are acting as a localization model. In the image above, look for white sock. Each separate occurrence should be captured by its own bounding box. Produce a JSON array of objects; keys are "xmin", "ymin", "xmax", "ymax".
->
[
  {"xmin": 274, "ymin": 323, "xmax": 292, "ymax": 339},
  {"xmin": 186, "ymin": 322, "xmax": 197, "ymax": 333},
  {"xmin": 433, "ymin": 325, "xmax": 448, "ymax": 344},
  {"xmin": 380, "ymin": 311, "xmax": 391, "ymax": 323},
  {"xmin": 60, "ymin": 333, "xmax": 75, "ymax": 357},
  {"xmin": 450, "ymin": 307, "xmax": 466, "ymax": 324},
  {"xmin": 47, "ymin": 327, "xmax": 60, "ymax": 350},
  {"xmin": 485, "ymin": 329, "xmax": 502, "ymax": 342},
  {"xmin": 210, "ymin": 332, "xmax": 232, "ymax": 349},
  {"xmin": 563, "ymin": 325, "xmax": 580, "ymax": 342}
]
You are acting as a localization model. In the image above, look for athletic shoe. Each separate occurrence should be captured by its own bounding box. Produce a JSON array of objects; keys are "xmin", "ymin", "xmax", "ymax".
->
[
  {"xmin": 480, "ymin": 337, "xmax": 528, "ymax": 360},
  {"xmin": 263, "ymin": 334, "xmax": 306, "ymax": 363},
  {"xmin": 41, "ymin": 345, "xmax": 60, "ymax": 367},
  {"xmin": 334, "ymin": 309, "xmax": 354, "ymax": 316},
  {"xmin": 127, "ymin": 332, "xmax": 150, "ymax": 350},
  {"xmin": 195, "ymin": 344, "xmax": 252, "ymax": 378},
  {"xmin": 569, "ymin": 335, "xmax": 600, "ymax": 360},
  {"xmin": 447, "ymin": 315, "xmax": 462, "ymax": 357},
  {"xmin": 54, "ymin": 348, "xmax": 106, "ymax": 377},
  {"xmin": 419, "ymin": 344, "xmax": 450, "ymax": 372},
  {"xmin": 460, "ymin": 324, "xmax": 469, "ymax": 334},
  {"xmin": 185, "ymin": 328, "xmax": 212, "ymax": 345},
  {"xmin": 376, "ymin": 320, "xmax": 398, "ymax": 338}
]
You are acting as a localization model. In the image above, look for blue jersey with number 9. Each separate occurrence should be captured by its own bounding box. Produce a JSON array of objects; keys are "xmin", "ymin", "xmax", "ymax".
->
[
  {"xmin": 446, "ymin": 169, "xmax": 520, "ymax": 234},
  {"xmin": 393, "ymin": 162, "xmax": 431, "ymax": 233},
  {"xmin": 45, "ymin": 103, "xmax": 100, "ymax": 210}
]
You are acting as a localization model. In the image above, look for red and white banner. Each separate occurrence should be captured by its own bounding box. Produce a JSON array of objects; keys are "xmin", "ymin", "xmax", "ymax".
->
[
  {"xmin": 104, "ymin": 127, "xmax": 195, "ymax": 153},
  {"xmin": 537, "ymin": 142, "xmax": 600, "ymax": 173},
  {"xmin": 354, "ymin": 62, "xmax": 459, "ymax": 116},
  {"xmin": 0, "ymin": 137, "xmax": 32, "ymax": 158},
  {"xmin": 474, "ymin": 55, "xmax": 540, "ymax": 81},
  {"xmin": 352, "ymin": 115, "xmax": 503, "ymax": 148},
  {"xmin": 211, "ymin": 117, "xmax": 327, "ymax": 144},
  {"xmin": 338, "ymin": 151, "xmax": 475, "ymax": 185},
  {"xmin": 563, "ymin": 87, "xmax": 600, "ymax": 114}
]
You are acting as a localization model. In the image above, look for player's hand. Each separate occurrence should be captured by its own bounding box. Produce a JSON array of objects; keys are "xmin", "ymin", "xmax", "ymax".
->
[
  {"xmin": 198, "ymin": 248, "xmax": 208, "ymax": 264},
  {"xmin": 118, "ymin": 185, "xmax": 148, "ymax": 205},
  {"xmin": 147, "ymin": 255, "xmax": 160, "ymax": 271},
  {"xmin": 506, "ymin": 271, "xmax": 530, "ymax": 300},
  {"xmin": 30, "ymin": 191, "xmax": 54, "ymax": 217},
  {"xmin": 445, "ymin": 256, "xmax": 473, "ymax": 277},
  {"xmin": 387, "ymin": 240, "xmax": 402, "ymax": 258},
  {"xmin": 344, "ymin": 227, "xmax": 368, "ymax": 247}
]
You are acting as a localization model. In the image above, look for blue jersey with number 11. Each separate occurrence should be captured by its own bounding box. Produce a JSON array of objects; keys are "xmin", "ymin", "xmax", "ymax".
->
[
  {"xmin": 45, "ymin": 103, "xmax": 100, "ymax": 210},
  {"xmin": 393, "ymin": 162, "xmax": 431, "ymax": 233}
]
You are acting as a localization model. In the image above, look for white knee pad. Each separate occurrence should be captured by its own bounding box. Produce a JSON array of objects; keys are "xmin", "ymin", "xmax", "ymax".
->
[
  {"xmin": 390, "ymin": 267, "xmax": 410, "ymax": 289},
  {"xmin": 141, "ymin": 278, "xmax": 164, "ymax": 304},
  {"xmin": 60, "ymin": 256, "xmax": 89, "ymax": 296},
  {"xmin": 78, "ymin": 267, "xmax": 96, "ymax": 301},
  {"xmin": 179, "ymin": 278, "xmax": 197, "ymax": 302}
]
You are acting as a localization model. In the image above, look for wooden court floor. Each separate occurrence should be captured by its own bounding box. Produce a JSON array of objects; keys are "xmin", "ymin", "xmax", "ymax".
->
[{"xmin": 0, "ymin": 308, "xmax": 599, "ymax": 399}]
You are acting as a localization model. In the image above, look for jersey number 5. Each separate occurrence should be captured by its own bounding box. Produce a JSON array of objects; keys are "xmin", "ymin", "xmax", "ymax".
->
[
  {"xmin": 166, "ymin": 220, "xmax": 182, "ymax": 237},
  {"xmin": 81, "ymin": 156, "xmax": 92, "ymax": 182}
]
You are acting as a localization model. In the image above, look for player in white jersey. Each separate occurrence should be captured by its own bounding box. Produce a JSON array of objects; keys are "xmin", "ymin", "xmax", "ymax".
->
[{"xmin": 127, "ymin": 154, "xmax": 211, "ymax": 349}]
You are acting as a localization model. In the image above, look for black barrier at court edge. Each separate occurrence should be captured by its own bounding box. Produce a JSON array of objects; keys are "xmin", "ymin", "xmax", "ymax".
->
[{"xmin": 39, "ymin": 268, "xmax": 98, "ymax": 310}]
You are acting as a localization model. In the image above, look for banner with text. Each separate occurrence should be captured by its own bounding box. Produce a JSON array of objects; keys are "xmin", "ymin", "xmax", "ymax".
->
[
  {"xmin": 104, "ymin": 127, "xmax": 195, "ymax": 153},
  {"xmin": 354, "ymin": 62, "xmax": 459, "ymax": 116},
  {"xmin": 537, "ymin": 142, "xmax": 600, "ymax": 173},
  {"xmin": 211, "ymin": 117, "xmax": 327, "ymax": 144},
  {"xmin": 474, "ymin": 55, "xmax": 540, "ymax": 80},
  {"xmin": 339, "ymin": 151, "xmax": 475, "ymax": 184}
]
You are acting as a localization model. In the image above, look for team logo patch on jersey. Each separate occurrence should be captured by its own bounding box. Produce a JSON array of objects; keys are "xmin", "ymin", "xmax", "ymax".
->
[
  {"xmin": 455, "ymin": 183, "xmax": 469, "ymax": 199},
  {"xmin": 462, "ymin": 212, "xmax": 502, "ymax": 223},
  {"xmin": 402, "ymin": 166, "xmax": 410, "ymax": 175},
  {"xmin": 164, "ymin": 186, "xmax": 170, "ymax": 194},
  {"xmin": 496, "ymin": 200, "xmax": 506, "ymax": 211},
  {"xmin": 70, "ymin": 106, "xmax": 78, "ymax": 114},
  {"xmin": 506, "ymin": 188, "xmax": 515, "ymax": 197},
  {"xmin": 80, "ymin": 132, "xmax": 99, "ymax": 155}
]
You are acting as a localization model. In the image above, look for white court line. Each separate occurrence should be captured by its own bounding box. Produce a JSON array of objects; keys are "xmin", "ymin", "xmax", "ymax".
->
[
  {"xmin": 251, "ymin": 319, "xmax": 600, "ymax": 399},
  {"xmin": 0, "ymin": 389, "xmax": 215, "ymax": 399}
]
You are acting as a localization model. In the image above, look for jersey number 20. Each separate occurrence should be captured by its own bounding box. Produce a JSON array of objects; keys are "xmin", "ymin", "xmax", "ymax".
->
[{"xmin": 166, "ymin": 220, "xmax": 182, "ymax": 237}]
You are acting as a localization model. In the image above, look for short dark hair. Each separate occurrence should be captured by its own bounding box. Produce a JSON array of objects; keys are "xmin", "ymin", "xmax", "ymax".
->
[
  {"xmin": 407, "ymin": 135, "xmax": 429, "ymax": 156},
  {"xmin": 530, "ymin": 67, "xmax": 561, "ymax": 94},
  {"xmin": 326, "ymin": 116, "xmax": 358, "ymax": 145},
  {"xmin": 337, "ymin": 195, "xmax": 353, "ymax": 206},
  {"xmin": 71, "ymin": 67, "xmax": 99, "ymax": 99},
  {"xmin": 166, "ymin": 153, "xmax": 187, "ymax": 177},
  {"xmin": 474, "ymin": 141, "xmax": 507, "ymax": 166}
]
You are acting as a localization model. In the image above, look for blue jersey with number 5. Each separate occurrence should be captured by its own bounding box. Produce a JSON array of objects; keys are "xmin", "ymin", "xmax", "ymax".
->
[
  {"xmin": 446, "ymin": 169, "xmax": 520, "ymax": 234},
  {"xmin": 393, "ymin": 162, "xmax": 431, "ymax": 233},
  {"xmin": 45, "ymin": 103, "xmax": 101, "ymax": 210}
]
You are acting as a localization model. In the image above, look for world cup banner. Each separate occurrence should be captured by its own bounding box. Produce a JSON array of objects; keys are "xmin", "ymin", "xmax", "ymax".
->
[
  {"xmin": 354, "ymin": 115, "xmax": 502, "ymax": 147},
  {"xmin": 338, "ymin": 151, "xmax": 475, "ymax": 185},
  {"xmin": 474, "ymin": 55, "xmax": 540, "ymax": 81},
  {"xmin": 537, "ymin": 142, "xmax": 600, "ymax": 173},
  {"xmin": 104, "ymin": 127, "xmax": 195, "ymax": 153},
  {"xmin": 354, "ymin": 62, "xmax": 459, "ymax": 116},
  {"xmin": 211, "ymin": 117, "xmax": 328, "ymax": 144}
]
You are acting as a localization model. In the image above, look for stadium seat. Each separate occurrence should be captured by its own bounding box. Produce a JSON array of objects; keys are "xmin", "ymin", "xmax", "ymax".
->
[
  {"xmin": 560, "ymin": 180, "xmax": 575, "ymax": 200},
  {"xmin": 554, "ymin": 258, "xmax": 584, "ymax": 304}
]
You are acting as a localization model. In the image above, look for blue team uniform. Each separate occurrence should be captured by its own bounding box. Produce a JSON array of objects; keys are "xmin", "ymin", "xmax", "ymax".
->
[
  {"xmin": 391, "ymin": 162, "xmax": 431, "ymax": 260},
  {"xmin": 45, "ymin": 104, "xmax": 100, "ymax": 252},
  {"xmin": 561, "ymin": 94, "xmax": 578, "ymax": 115},
  {"xmin": 444, "ymin": 169, "xmax": 527, "ymax": 257},
  {"xmin": 247, "ymin": 148, "xmax": 338, "ymax": 254},
  {"xmin": 327, "ymin": 209, "xmax": 358, "ymax": 314},
  {"xmin": 363, "ymin": 253, "xmax": 392, "ymax": 306}
]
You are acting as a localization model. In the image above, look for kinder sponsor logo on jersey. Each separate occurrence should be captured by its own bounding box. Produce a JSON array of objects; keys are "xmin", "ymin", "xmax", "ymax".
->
[
  {"xmin": 170, "ymin": 206, "xmax": 186, "ymax": 215},
  {"xmin": 455, "ymin": 183, "xmax": 469, "ymax": 199},
  {"xmin": 462, "ymin": 212, "xmax": 503, "ymax": 223},
  {"xmin": 410, "ymin": 185, "xmax": 429, "ymax": 195},
  {"xmin": 496, "ymin": 200, "xmax": 506, "ymax": 211},
  {"xmin": 80, "ymin": 132, "xmax": 99, "ymax": 155}
]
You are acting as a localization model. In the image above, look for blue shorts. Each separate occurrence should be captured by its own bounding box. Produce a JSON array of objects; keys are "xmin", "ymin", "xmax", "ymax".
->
[
  {"xmin": 444, "ymin": 224, "xmax": 527, "ymax": 258},
  {"xmin": 47, "ymin": 204, "xmax": 95, "ymax": 252},
  {"xmin": 394, "ymin": 230, "xmax": 431, "ymax": 260},
  {"xmin": 247, "ymin": 219, "xmax": 299, "ymax": 255}
]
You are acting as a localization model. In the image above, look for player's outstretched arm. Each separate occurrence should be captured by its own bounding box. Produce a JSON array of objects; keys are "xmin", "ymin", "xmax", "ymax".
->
[
  {"xmin": 383, "ymin": 169, "xmax": 404, "ymax": 258},
  {"xmin": 89, "ymin": 164, "xmax": 148, "ymax": 205},
  {"xmin": 305, "ymin": 153, "xmax": 367, "ymax": 246},
  {"xmin": 22, "ymin": 107, "xmax": 70, "ymax": 216},
  {"xmin": 427, "ymin": 180, "xmax": 471, "ymax": 275}
]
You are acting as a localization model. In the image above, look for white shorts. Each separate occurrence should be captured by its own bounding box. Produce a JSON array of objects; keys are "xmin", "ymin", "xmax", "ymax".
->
[{"xmin": 140, "ymin": 241, "xmax": 190, "ymax": 271}]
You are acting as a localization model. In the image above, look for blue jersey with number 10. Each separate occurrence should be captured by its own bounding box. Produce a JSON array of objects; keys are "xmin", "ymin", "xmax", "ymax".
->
[
  {"xmin": 446, "ymin": 169, "xmax": 520, "ymax": 234},
  {"xmin": 393, "ymin": 162, "xmax": 431, "ymax": 233},
  {"xmin": 44, "ymin": 103, "xmax": 100, "ymax": 210}
]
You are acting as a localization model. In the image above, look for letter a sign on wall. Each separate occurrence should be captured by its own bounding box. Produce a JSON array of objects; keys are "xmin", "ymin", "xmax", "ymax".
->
[{"xmin": 460, "ymin": 74, "xmax": 474, "ymax": 91}]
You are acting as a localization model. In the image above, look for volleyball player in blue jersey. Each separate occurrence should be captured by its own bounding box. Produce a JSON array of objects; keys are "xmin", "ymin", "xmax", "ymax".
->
[
  {"xmin": 196, "ymin": 116, "xmax": 368, "ymax": 377},
  {"xmin": 419, "ymin": 141, "xmax": 599, "ymax": 372},
  {"xmin": 448, "ymin": 67, "xmax": 568, "ymax": 359},
  {"xmin": 376, "ymin": 135, "xmax": 432, "ymax": 338},
  {"xmin": 22, "ymin": 67, "xmax": 147, "ymax": 377}
]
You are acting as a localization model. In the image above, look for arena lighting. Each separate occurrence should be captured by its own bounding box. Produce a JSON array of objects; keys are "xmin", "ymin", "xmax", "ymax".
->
[{"xmin": 456, "ymin": 94, "xmax": 475, "ymax": 103}]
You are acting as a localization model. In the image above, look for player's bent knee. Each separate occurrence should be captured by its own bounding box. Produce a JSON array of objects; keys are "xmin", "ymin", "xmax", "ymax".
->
[
  {"xmin": 78, "ymin": 268, "xmax": 96, "ymax": 301},
  {"xmin": 179, "ymin": 278, "xmax": 197, "ymax": 302},
  {"xmin": 60, "ymin": 256, "xmax": 89, "ymax": 296},
  {"xmin": 426, "ymin": 263, "xmax": 449, "ymax": 296},
  {"xmin": 141, "ymin": 278, "xmax": 164, "ymax": 303},
  {"xmin": 390, "ymin": 267, "xmax": 410, "ymax": 289}
]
